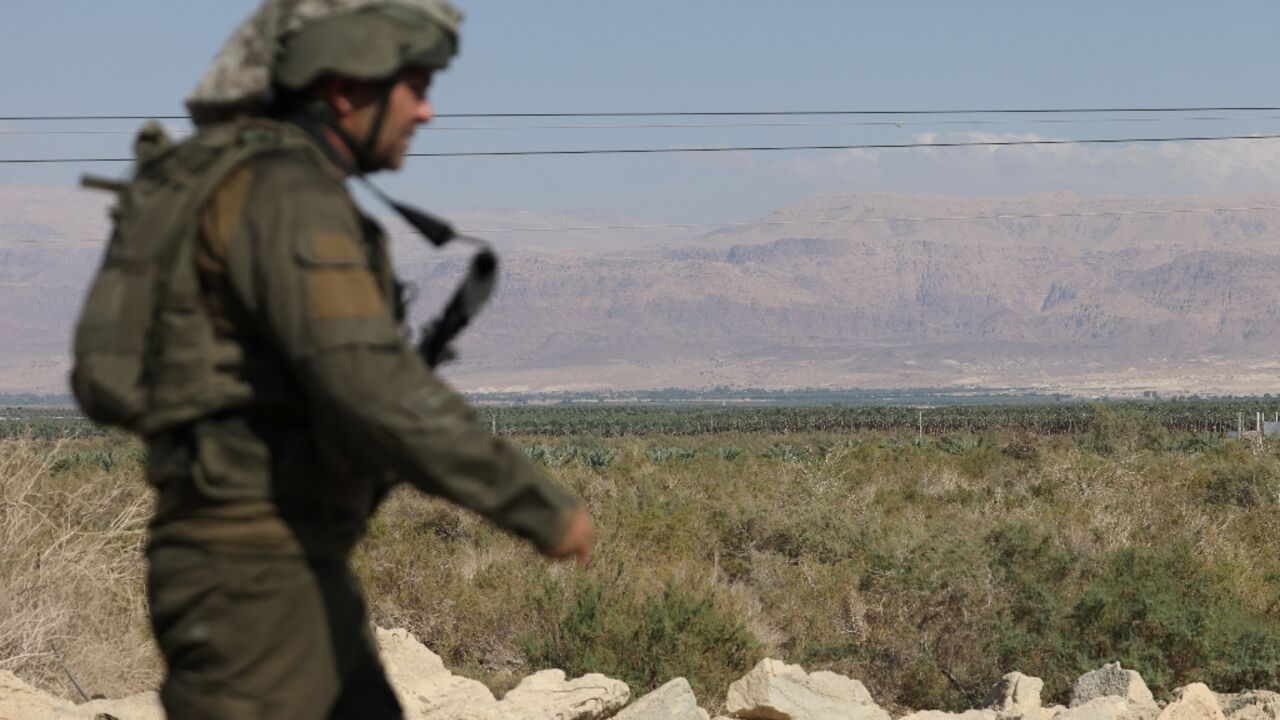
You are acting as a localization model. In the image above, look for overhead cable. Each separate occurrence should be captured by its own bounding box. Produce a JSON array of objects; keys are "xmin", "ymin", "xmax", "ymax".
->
[
  {"xmin": 8, "ymin": 115, "xmax": 1280, "ymax": 136},
  {"xmin": 6, "ymin": 106, "xmax": 1280, "ymax": 122},
  {"xmin": 6, "ymin": 132, "xmax": 1280, "ymax": 164}
]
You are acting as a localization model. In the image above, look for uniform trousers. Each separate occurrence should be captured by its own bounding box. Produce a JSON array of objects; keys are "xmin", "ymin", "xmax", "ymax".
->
[{"xmin": 147, "ymin": 544, "xmax": 402, "ymax": 720}]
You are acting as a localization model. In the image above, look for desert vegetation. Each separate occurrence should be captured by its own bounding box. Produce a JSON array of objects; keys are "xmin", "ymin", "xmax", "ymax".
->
[{"xmin": 3, "ymin": 404, "xmax": 1280, "ymax": 713}]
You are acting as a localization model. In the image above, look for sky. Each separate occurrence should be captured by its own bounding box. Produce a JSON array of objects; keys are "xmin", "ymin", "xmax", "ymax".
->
[{"xmin": 4, "ymin": 1, "xmax": 1280, "ymax": 224}]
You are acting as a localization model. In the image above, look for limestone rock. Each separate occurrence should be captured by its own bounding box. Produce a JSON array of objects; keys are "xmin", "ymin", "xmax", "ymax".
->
[
  {"xmin": 725, "ymin": 658, "xmax": 890, "ymax": 720},
  {"xmin": 1071, "ymin": 664, "xmax": 1157, "ymax": 709},
  {"xmin": 1220, "ymin": 691, "xmax": 1280, "ymax": 720},
  {"xmin": 613, "ymin": 677, "xmax": 709, "ymax": 720},
  {"xmin": 0, "ymin": 671, "xmax": 77, "ymax": 720},
  {"xmin": 987, "ymin": 673, "xmax": 1045, "ymax": 716},
  {"xmin": 1057, "ymin": 696, "xmax": 1156, "ymax": 720},
  {"xmin": 1156, "ymin": 685, "xmax": 1225, "ymax": 720},
  {"xmin": 78, "ymin": 691, "xmax": 164, "ymax": 720},
  {"xmin": 496, "ymin": 668, "xmax": 630, "ymax": 720},
  {"xmin": 376, "ymin": 627, "xmax": 501, "ymax": 720},
  {"xmin": 900, "ymin": 710, "xmax": 998, "ymax": 720}
]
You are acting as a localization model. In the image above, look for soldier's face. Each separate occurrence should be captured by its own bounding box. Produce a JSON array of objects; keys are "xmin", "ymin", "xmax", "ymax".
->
[
  {"xmin": 371, "ymin": 68, "xmax": 435, "ymax": 170},
  {"xmin": 334, "ymin": 68, "xmax": 434, "ymax": 172}
]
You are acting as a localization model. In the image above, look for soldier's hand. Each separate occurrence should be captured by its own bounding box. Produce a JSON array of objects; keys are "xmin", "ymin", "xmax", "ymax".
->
[{"xmin": 542, "ymin": 506, "xmax": 594, "ymax": 567}]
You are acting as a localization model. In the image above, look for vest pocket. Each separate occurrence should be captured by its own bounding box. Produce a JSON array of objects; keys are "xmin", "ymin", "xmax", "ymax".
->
[
  {"xmin": 152, "ymin": 310, "xmax": 220, "ymax": 407},
  {"xmin": 189, "ymin": 418, "xmax": 273, "ymax": 501}
]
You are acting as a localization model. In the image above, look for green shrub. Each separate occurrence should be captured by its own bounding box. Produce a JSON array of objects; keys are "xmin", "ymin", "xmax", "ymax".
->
[
  {"xmin": 986, "ymin": 523, "xmax": 1079, "ymax": 694},
  {"xmin": 1077, "ymin": 404, "xmax": 1125, "ymax": 455},
  {"xmin": 981, "ymin": 526, "xmax": 1280, "ymax": 702},
  {"xmin": 957, "ymin": 442, "xmax": 1006, "ymax": 480},
  {"xmin": 761, "ymin": 443, "xmax": 811, "ymax": 462},
  {"xmin": 1000, "ymin": 436, "xmax": 1040, "ymax": 463},
  {"xmin": 1176, "ymin": 433, "xmax": 1223, "ymax": 454},
  {"xmin": 1204, "ymin": 460, "xmax": 1278, "ymax": 508},
  {"xmin": 522, "ymin": 576, "xmax": 761, "ymax": 700},
  {"xmin": 646, "ymin": 446, "xmax": 698, "ymax": 464},
  {"xmin": 1074, "ymin": 405, "xmax": 1175, "ymax": 455},
  {"xmin": 580, "ymin": 446, "xmax": 618, "ymax": 469},
  {"xmin": 522, "ymin": 444, "xmax": 617, "ymax": 469},
  {"xmin": 51, "ymin": 446, "xmax": 146, "ymax": 474},
  {"xmin": 937, "ymin": 434, "xmax": 980, "ymax": 455},
  {"xmin": 1066, "ymin": 543, "xmax": 1280, "ymax": 696},
  {"xmin": 1135, "ymin": 415, "xmax": 1174, "ymax": 452}
]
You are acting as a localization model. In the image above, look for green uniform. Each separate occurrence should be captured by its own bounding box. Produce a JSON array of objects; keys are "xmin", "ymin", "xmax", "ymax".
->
[{"xmin": 141, "ymin": 118, "xmax": 580, "ymax": 718}]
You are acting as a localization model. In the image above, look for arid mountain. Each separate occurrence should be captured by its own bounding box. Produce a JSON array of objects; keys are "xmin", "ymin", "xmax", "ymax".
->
[{"xmin": 3, "ymin": 187, "xmax": 1280, "ymax": 395}]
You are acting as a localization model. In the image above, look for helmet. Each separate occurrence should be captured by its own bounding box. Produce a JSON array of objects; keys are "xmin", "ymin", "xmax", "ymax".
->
[
  {"xmin": 274, "ymin": 3, "xmax": 460, "ymax": 90},
  {"xmin": 187, "ymin": 0, "xmax": 462, "ymax": 125}
]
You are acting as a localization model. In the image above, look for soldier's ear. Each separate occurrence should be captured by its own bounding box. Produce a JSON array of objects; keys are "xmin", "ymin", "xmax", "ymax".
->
[
  {"xmin": 319, "ymin": 76, "xmax": 387, "ymax": 120},
  {"xmin": 315, "ymin": 76, "xmax": 359, "ymax": 118}
]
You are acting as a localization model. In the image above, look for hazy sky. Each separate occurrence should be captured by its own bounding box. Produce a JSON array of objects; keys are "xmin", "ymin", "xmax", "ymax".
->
[{"xmin": 5, "ymin": 1, "xmax": 1280, "ymax": 223}]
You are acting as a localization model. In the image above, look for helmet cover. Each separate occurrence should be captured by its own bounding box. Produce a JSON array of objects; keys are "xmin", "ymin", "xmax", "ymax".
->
[{"xmin": 186, "ymin": 0, "xmax": 462, "ymax": 125}]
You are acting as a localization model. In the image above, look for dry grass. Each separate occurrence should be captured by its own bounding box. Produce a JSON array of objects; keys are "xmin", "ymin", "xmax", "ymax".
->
[
  {"xmin": 0, "ymin": 437, "xmax": 158, "ymax": 700},
  {"xmin": 5, "ymin": 426, "xmax": 1280, "ymax": 712}
]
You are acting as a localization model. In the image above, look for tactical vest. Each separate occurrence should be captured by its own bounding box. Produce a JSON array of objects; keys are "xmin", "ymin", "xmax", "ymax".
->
[{"xmin": 72, "ymin": 119, "xmax": 324, "ymax": 436}]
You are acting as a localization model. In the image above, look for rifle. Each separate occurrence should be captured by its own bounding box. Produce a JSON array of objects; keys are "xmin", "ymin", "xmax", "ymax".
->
[{"xmin": 360, "ymin": 181, "xmax": 499, "ymax": 368}]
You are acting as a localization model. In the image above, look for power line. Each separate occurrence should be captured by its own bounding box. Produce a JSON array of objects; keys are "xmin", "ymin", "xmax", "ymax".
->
[
  {"xmin": 5, "ymin": 106, "xmax": 1280, "ymax": 122},
  {"xmin": 404, "ymin": 133, "xmax": 1280, "ymax": 158},
  {"xmin": 6, "ymin": 132, "xmax": 1280, "ymax": 164},
  {"xmin": 8, "ymin": 115, "xmax": 1280, "ymax": 137},
  {"xmin": 10, "ymin": 203, "xmax": 1280, "ymax": 245},
  {"xmin": 437, "ymin": 106, "xmax": 1280, "ymax": 118}
]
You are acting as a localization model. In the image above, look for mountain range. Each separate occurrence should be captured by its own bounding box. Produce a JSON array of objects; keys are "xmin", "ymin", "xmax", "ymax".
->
[{"xmin": 2, "ymin": 186, "xmax": 1279, "ymax": 397}]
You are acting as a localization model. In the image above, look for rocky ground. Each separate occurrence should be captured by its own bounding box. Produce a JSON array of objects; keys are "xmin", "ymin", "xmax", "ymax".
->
[{"xmin": 1, "ymin": 628, "xmax": 1276, "ymax": 720}]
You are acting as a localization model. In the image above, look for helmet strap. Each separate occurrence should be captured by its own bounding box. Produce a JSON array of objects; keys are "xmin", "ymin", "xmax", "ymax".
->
[
  {"xmin": 295, "ymin": 78, "xmax": 397, "ymax": 174},
  {"xmin": 362, "ymin": 79, "xmax": 397, "ymax": 168}
]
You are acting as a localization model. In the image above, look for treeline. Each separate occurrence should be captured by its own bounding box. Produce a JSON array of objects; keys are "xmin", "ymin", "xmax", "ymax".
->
[
  {"xmin": 5, "ymin": 399, "xmax": 1280, "ymax": 440},
  {"xmin": 482, "ymin": 400, "xmax": 1280, "ymax": 437}
]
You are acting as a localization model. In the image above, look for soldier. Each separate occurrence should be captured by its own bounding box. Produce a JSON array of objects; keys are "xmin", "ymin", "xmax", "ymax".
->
[{"xmin": 71, "ymin": 1, "xmax": 593, "ymax": 718}]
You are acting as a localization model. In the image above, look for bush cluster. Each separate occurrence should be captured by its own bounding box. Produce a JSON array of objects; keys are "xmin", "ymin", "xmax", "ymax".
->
[
  {"xmin": 356, "ymin": 430, "xmax": 1280, "ymax": 711},
  {"xmin": 7, "ymin": 426, "xmax": 1280, "ymax": 713},
  {"xmin": 522, "ymin": 575, "xmax": 761, "ymax": 700}
]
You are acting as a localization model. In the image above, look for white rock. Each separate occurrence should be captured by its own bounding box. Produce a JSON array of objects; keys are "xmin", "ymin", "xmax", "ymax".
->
[
  {"xmin": 1220, "ymin": 691, "xmax": 1280, "ymax": 720},
  {"xmin": 987, "ymin": 673, "xmax": 1046, "ymax": 716},
  {"xmin": 900, "ymin": 710, "xmax": 998, "ymax": 720},
  {"xmin": 725, "ymin": 658, "xmax": 890, "ymax": 720},
  {"xmin": 1071, "ymin": 664, "xmax": 1156, "ymax": 709},
  {"xmin": 0, "ymin": 671, "xmax": 78, "ymax": 720},
  {"xmin": 496, "ymin": 668, "xmax": 630, "ymax": 720},
  {"xmin": 1057, "ymin": 696, "xmax": 1155, "ymax": 720},
  {"xmin": 613, "ymin": 677, "xmax": 710, "ymax": 720},
  {"xmin": 78, "ymin": 691, "xmax": 164, "ymax": 720},
  {"xmin": 491, "ymin": 666, "xmax": 627, "ymax": 717},
  {"xmin": 376, "ymin": 627, "xmax": 501, "ymax": 720},
  {"xmin": 1156, "ymin": 684, "xmax": 1225, "ymax": 720}
]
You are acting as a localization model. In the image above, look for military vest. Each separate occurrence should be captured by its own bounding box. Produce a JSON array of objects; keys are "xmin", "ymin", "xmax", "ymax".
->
[{"xmin": 72, "ymin": 119, "xmax": 326, "ymax": 436}]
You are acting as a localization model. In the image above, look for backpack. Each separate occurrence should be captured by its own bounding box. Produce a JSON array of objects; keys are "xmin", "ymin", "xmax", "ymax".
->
[{"xmin": 71, "ymin": 119, "xmax": 316, "ymax": 436}]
